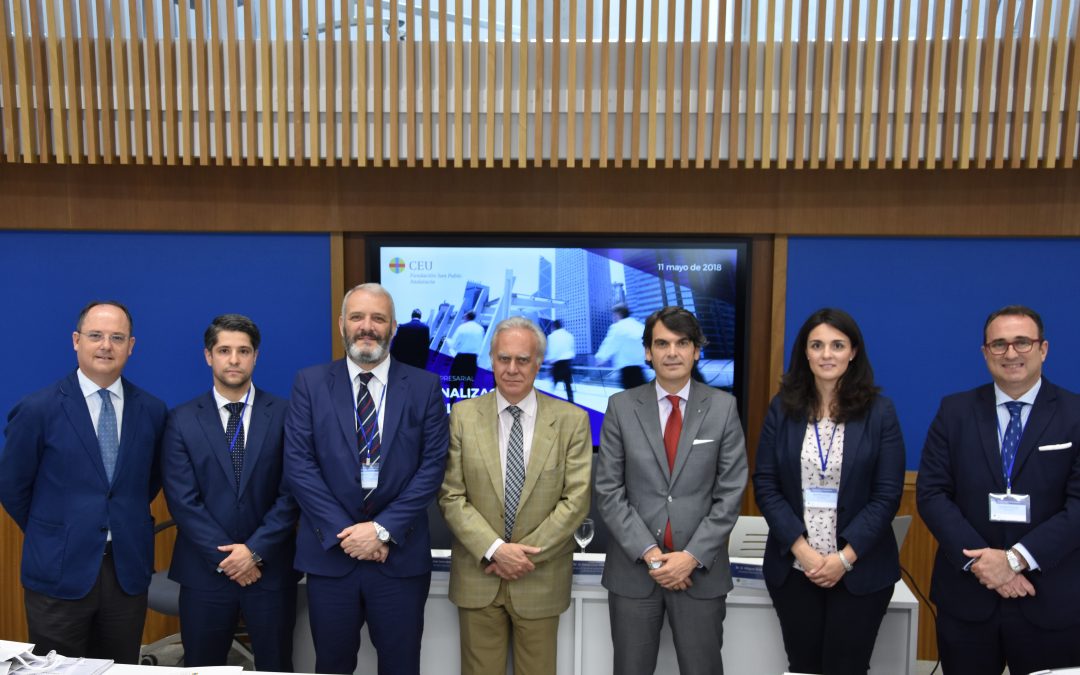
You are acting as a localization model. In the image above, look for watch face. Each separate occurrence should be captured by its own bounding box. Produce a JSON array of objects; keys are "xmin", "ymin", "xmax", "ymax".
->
[{"xmin": 648, "ymin": 560, "xmax": 663, "ymax": 570}]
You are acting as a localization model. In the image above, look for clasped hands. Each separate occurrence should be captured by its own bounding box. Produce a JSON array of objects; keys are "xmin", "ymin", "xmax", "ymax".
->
[
  {"xmin": 485, "ymin": 543, "xmax": 542, "ymax": 580},
  {"xmin": 338, "ymin": 522, "xmax": 389, "ymax": 563},
  {"xmin": 217, "ymin": 543, "xmax": 261, "ymax": 587},
  {"xmin": 963, "ymin": 547, "xmax": 1036, "ymax": 599},
  {"xmin": 792, "ymin": 538, "xmax": 849, "ymax": 588},
  {"xmin": 644, "ymin": 550, "xmax": 697, "ymax": 591}
]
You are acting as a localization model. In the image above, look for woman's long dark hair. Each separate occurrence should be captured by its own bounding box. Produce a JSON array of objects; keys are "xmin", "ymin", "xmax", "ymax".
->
[{"xmin": 779, "ymin": 308, "xmax": 880, "ymax": 423}]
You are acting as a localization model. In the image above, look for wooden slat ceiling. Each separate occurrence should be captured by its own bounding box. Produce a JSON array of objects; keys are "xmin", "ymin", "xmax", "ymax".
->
[{"xmin": 0, "ymin": 0, "xmax": 1078, "ymax": 168}]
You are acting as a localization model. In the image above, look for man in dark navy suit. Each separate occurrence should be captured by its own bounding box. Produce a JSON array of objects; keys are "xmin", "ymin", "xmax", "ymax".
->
[
  {"xmin": 390, "ymin": 308, "xmax": 431, "ymax": 370},
  {"xmin": 918, "ymin": 305, "xmax": 1080, "ymax": 675},
  {"xmin": 0, "ymin": 301, "xmax": 167, "ymax": 663},
  {"xmin": 285, "ymin": 283, "xmax": 449, "ymax": 675},
  {"xmin": 162, "ymin": 314, "xmax": 298, "ymax": 671}
]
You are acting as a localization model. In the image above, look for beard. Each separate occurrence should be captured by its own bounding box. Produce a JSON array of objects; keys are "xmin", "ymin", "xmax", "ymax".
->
[{"xmin": 344, "ymin": 329, "xmax": 390, "ymax": 365}]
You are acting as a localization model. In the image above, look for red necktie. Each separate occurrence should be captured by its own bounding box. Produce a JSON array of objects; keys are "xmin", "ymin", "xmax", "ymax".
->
[{"xmin": 663, "ymin": 394, "xmax": 682, "ymax": 550}]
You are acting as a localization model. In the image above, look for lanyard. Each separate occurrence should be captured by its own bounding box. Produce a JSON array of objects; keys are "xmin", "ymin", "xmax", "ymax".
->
[
  {"xmin": 223, "ymin": 386, "xmax": 251, "ymax": 455},
  {"xmin": 813, "ymin": 419, "xmax": 838, "ymax": 482},
  {"xmin": 996, "ymin": 410, "xmax": 1026, "ymax": 493},
  {"xmin": 354, "ymin": 377, "xmax": 387, "ymax": 461}
]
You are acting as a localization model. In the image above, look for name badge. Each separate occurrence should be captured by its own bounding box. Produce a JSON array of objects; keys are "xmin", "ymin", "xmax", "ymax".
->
[
  {"xmin": 988, "ymin": 492, "xmax": 1031, "ymax": 523},
  {"xmin": 804, "ymin": 486, "xmax": 839, "ymax": 509},
  {"xmin": 361, "ymin": 462, "xmax": 380, "ymax": 489}
]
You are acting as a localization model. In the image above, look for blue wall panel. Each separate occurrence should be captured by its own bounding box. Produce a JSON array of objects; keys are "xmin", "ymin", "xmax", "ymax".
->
[
  {"xmin": 1, "ymin": 231, "xmax": 331, "ymax": 420},
  {"xmin": 786, "ymin": 237, "xmax": 1080, "ymax": 470}
]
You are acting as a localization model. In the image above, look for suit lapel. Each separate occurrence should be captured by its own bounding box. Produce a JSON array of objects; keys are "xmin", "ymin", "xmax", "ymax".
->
[
  {"xmin": 837, "ymin": 414, "xmax": 866, "ymax": 497},
  {"xmin": 670, "ymin": 382, "xmax": 709, "ymax": 486},
  {"xmin": 975, "ymin": 385, "xmax": 1006, "ymax": 491},
  {"xmin": 331, "ymin": 360, "xmax": 361, "ymax": 467},
  {"xmin": 1012, "ymin": 381, "xmax": 1058, "ymax": 481},
  {"xmin": 196, "ymin": 392, "xmax": 238, "ymax": 489},
  {"xmin": 380, "ymin": 360, "xmax": 405, "ymax": 458},
  {"xmin": 114, "ymin": 379, "xmax": 143, "ymax": 486},
  {"xmin": 476, "ymin": 394, "xmax": 505, "ymax": 505},
  {"xmin": 632, "ymin": 386, "xmax": 669, "ymax": 479},
  {"xmin": 60, "ymin": 372, "xmax": 109, "ymax": 487},
  {"xmin": 519, "ymin": 394, "xmax": 557, "ymax": 506},
  {"xmin": 238, "ymin": 390, "xmax": 273, "ymax": 497}
]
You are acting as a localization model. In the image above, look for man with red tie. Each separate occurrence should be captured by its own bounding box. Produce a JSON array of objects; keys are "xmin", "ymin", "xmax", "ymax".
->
[{"xmin": 595, "ymin": 306, "xmax": 747, "ymax": 675}]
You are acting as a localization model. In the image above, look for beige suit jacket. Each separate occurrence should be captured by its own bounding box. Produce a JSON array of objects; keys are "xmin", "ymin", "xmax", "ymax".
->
[{"xmin": 438, "ymin": 390, "xmax": 592, "ymax": 619}]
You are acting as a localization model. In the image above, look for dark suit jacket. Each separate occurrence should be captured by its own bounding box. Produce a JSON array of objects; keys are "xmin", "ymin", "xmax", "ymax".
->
[
  {"xmin": 753, "ymin": 395, "xmax": 906, "ymax": 595},
  {"xmin": 0, "ymin": 371, "xmax": 167, "ymax": 599},
  {"xmin": 390, "ymin": 320, "xmax": 431, "ymax": 370},
  {"xmin": 162, "ymin": 388, "xmax": 299, "ymax": 591},
  {"xmin": 596, "ymin": 380, "xmax": 748, "ymax": 600},
  {"xmin": 917, "ymin": 379, "xmax": 1080, "ymax": 629},
  {"xmin": 284, "ymin": 357, "xmax": 449, "ymax": 578}
]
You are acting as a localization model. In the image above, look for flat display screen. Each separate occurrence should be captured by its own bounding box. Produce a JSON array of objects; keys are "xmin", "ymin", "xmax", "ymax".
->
[{"xmin": 369, "ymin": 237, "xmax": 749, "ymax": 445}]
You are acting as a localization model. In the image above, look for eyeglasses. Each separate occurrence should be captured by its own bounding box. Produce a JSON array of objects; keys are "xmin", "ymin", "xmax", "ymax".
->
[
  {"xmin": 984, "ymin": 337, "xmax": 1042, "ymax": 355},
  {"xmin": 79, "ymin": 331, "xmax": 130, "ymax": 346}
]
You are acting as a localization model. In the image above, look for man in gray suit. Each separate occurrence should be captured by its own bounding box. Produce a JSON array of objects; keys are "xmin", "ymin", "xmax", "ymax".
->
[{"xmin": 595, "ymin": 306, "xmax": 748, "ymax": 675}]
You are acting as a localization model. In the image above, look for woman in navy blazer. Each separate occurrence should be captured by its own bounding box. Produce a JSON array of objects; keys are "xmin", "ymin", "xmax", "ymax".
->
[{"xmin": 753, "ymin": 308, "xmax": 905, "ymax": 675}]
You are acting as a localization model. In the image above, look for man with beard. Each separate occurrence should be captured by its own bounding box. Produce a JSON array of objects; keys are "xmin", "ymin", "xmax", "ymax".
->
[{"xmin": 284, "ymin": 283, "xmax": 450, "ymax": 675}]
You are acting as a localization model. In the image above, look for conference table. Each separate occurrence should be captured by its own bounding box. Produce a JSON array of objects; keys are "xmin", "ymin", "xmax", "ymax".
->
[{"xmin": 291, "ymin": 555, "xmax": 919, "ymax": 675}]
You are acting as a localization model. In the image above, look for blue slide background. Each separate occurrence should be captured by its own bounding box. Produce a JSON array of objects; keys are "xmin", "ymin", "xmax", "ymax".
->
[
  {"xmin": 1, "ymin": 231, "xmax": 331, "ymax": 421},
  {"xmin": 786, "ymin": 237, "xmax": 1080, "ymax": 470}
]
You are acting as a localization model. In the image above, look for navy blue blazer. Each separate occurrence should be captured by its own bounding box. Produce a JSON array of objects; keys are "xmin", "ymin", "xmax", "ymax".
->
[
  {"xmin": 284, "ymin": 358, "xmax": 449, "ymax": 578},
  {"xmin": 0, "ymin": 371, "xmax": 167, "ymax": 599},
  {"xmin": 917, "ymin": 379, "xmax": 1080, "ymax": 629},
  {"xmin": 162, "ymin": 388, "xmax": 299, "ymax": 591},
  {"xmin": 753, "ymin": 395, "xmax": 905, "ymax": 595}
]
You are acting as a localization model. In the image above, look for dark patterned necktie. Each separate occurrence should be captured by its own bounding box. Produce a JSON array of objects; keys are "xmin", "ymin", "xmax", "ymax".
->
[
  {"xmin": 504, "ymin": 405, "xmax": 525, "ymax": 541},
  {"xmin": 1001, "ymin": 400, "xmax": 1025, "ymax": 480},
  {"xmin": 225, "ymin": 402, "xmax": 245, "ymax": 487},
  {"xmin": 356, "ymin": 372, "xmax": 381, "ymax": 464}
]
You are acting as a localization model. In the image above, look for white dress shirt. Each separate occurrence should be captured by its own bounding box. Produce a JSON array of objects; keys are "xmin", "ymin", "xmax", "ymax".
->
[
  {"xmin": 993, "ymin": 378, "xmax": 1042, "ymax": 570},
  {"xmin": 212, "ymin": 383, "xmax": 255, "ymax": 438},
  {"xmin": 346, "ymin": 355, "xmax": 390, "ymax": 436},
  {"xmin": 77, "ymin": 369, "xmax": 125, "ymax": 438}
]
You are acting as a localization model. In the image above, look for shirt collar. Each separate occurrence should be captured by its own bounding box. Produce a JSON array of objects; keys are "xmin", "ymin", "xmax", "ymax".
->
[
  {"xmin": 77, "ymin": 369, "xmax": 123, "ymax": 399},
  {"xmin": 496, "ymin": 387, "xmax": 538, "ymax": 418},
  {"xmin": 346, "ymin": 354, "xmax": 392, "ymax": 387},
  {"xmin": 655, "ymin": 379, "xmax": 692, "ymax": 404},
  {"xmin": 994, "ymin": 378, "xmax": 1042, "ymax": 407},
  {"xmin": 212, "ymin": 383, "xmax": 255, "ymax": 410}
]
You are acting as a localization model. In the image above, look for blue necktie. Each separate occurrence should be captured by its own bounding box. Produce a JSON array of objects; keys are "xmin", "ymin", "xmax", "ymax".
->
[
  {"xmin": 356, "ymin": 372, "xmax": 381, "ymax": 464},
  {"xmin": 97, "ymin": 389, "xmax": 119, "ymax": 483},
  {"xmin": 504, "ymin": 405, "xmax": 525, "ymax": 541},
  {"xmin": 1001, "ymin": 400, "xmax": 1025, "ymax": 480}
]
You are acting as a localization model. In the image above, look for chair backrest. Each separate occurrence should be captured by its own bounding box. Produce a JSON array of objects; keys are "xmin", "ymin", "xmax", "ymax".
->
[
  {"xmin": 891, "ymin": 514, "xmax": 913, "ymax": 552},
  {"xmin": 728, "ymin": 515, "xmax": 769, "ymax": 558}
]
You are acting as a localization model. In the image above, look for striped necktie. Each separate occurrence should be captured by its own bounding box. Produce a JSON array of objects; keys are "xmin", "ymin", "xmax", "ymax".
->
[{"xmin": 504, "ymin": 405, "xmax": 525, "ymax": 541}]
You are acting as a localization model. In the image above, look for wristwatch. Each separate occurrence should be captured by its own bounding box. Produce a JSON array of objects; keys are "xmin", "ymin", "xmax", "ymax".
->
[
  {"xmin": 647, "ymin": 559, "xmax": 663, "ymax": 570},
  {"xmin": 373, "ymin": 522, "xmax": 391, "ymax": 543},
  {"xmin": 1005, "ymin": 548, "xmax": 1024, "ymax": 573}
]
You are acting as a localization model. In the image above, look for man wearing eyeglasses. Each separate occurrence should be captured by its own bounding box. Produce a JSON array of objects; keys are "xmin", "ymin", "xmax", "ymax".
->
[
  {"xmin": 917, "ymin": 305, "xmax": 1080, "ymax": 675},
  {"xmin": 0, "ymin": 301, "xmax": 167, "ymax": 663}
]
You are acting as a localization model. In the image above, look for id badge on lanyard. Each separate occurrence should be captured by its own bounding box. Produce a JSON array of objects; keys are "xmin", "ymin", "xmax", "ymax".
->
[{"xmin": 990, "ymin": 409, "xmax": 1031, "ymax": 523}]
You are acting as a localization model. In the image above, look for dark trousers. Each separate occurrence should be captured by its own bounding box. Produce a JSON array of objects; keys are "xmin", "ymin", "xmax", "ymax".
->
[
  {"xmin": 179, "ymin": 582, "xmax": 297, "ymax": 671},
  {"xmin": 551, "ymin": 360, "xmax": 574, "ymax": 403},
  {"xmin": 24, "ymin": 551, "xmax": 147, "ymax": 664},
  {"xmin": 936, "ymin": 601, "xmax": 1080, "ymax": 675},
  {"xmin": 767, "ymin": 571, "xmax": 892, "ymax": 675},
  {"xmin": 608, "ymin": 586, "xmax": 726, "ymax": 675},
  {"xmin": 306, "ymin": 564, "xmax": 431, "ymax": 675}
]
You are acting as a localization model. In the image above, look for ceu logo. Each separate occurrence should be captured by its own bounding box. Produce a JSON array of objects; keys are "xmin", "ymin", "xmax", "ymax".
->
[{"xmin": 388, "ymin": 258, "xmax": 407, "ymax": 274}]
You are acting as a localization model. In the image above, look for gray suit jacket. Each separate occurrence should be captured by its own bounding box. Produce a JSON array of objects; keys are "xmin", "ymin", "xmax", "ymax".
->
[{"xmin": 596, "ymin": 379, "xmax": 748, "ymax": 599}]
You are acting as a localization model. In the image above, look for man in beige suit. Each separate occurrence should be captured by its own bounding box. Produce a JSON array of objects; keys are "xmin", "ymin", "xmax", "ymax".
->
[{"xmin": 439, "ymin": 316, "xmax": 592, "ymax": 675}]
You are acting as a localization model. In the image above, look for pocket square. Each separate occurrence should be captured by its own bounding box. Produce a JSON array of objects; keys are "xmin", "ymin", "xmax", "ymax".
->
[
  {"xmin": 692, "ymin": 439, "xmax": 714, "ymax": 445},
  {"xmin": 1038, "ymin": 442, "xmax": 1073, "ymax": 451}
]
